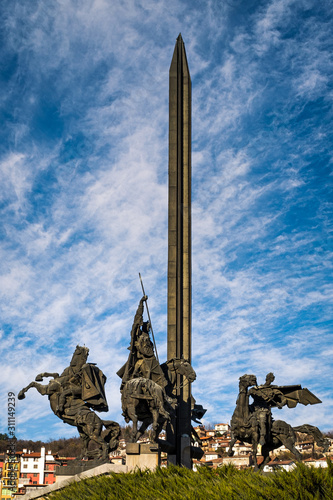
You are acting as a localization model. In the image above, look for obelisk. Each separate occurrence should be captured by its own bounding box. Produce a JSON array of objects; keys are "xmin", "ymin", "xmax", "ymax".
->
[{"xmin": 167, "ymin": 34, "xmax": 192, "ymax": 467}]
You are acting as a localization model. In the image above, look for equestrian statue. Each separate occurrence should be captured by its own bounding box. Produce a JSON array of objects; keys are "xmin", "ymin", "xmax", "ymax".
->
[
  {"xmin": 18, "ymin": 345, "xmax": 120, "ymax": 461},
  {"xmin": 117, "ymin": 295, "xmax": 197, "ymax": 444},
  {"xmin": 228, "ymin": 373, "xmax": 329, "ymax": 470}
]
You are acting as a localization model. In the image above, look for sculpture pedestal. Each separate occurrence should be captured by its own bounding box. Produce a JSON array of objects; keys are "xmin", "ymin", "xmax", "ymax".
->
[
  {"xmin": 126, "ymin": 443, "xmax": 160, "ymax": 470},
  {"xmin": 20, "ymin": 463, "xmax": 127, "ymax": 499},
  {"xmin": 55, "ymin": 459, "xmax": 109, "ymax": 480}
]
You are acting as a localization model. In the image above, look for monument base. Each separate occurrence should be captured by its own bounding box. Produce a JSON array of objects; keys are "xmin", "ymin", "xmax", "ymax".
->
[
  {"xmin": 167, "ymin": 435, "xmax": 191, "ymax": 468},
  {"xmin": 19, "ymin": 463, "xmax": 127, "ymax": 500},
  {"xmin": 126, "ymin": 442, "xmax": 160, "ymax": 470},
  {"xmin": 55, "ymin": 458, "xmax": 109, "ymax": 480}
]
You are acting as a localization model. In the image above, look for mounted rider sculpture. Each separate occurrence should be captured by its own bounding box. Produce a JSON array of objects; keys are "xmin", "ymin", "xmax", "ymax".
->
[
  {"xmin": 18, "ymin": 346, "xmax": 120, "ymax": 461},
  {"xmin": 117, "ymin": 295, "xmax": 196, "ymax": 444},
  {"xmin": 228, "ymin": 373, "xmax": 329, "ymax": 469}
]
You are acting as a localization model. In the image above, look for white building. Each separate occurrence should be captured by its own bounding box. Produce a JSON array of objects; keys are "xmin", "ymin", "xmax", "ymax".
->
[
  {"xmin": 20, "ymin": 447, "xmax": 57, "ymax": 485},
  {"xmin": 214, "ymin": 423, "xmax": 229, "ymax": 433},
  {"xmin": 263, "ymin": 460, "xmax": 296, "ymax": 472}
]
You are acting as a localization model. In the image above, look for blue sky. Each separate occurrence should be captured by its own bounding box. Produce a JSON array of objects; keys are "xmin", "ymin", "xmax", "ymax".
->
[{"xmin": 1, "ymin": 0, "xmax": 332, "ymax": 441}]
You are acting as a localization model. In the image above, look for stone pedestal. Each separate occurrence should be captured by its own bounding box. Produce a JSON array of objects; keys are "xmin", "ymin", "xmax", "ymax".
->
[
  {"xmin": 180, "ymin": 435, "xmax": 191, "ymax": 469},
  {"xmin": 19, "ymin": 463, "xmax": 127, "ymax": 499},
  {"xmin": 126, "ymin": 443, "xmax": 160, "ymax": 470},
  {"xmin": 55, "ymin": 459, "xmax": 108, "ymax": 480}
]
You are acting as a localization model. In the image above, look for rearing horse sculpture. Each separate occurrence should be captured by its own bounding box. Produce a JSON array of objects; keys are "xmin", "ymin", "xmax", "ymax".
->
[
  {"xmin": 228, "ymin": 373, "xmax": 328, "ymax": 470},
  {"xmin": 121, "ymin": 357, "xmax": 196, "ymax": 442},
  {"xmin": 18, "ymin": 345, "xmax": 120, "ymax": 461}
]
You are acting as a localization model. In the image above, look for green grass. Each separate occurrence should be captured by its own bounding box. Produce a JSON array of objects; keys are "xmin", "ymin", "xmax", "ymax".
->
[{"xmin": 46, "ymin": 461, "xmax": 333, "ymax": 500}]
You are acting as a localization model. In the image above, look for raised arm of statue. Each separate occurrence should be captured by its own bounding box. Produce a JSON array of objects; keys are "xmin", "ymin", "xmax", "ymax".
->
[
  {"xmin": 117, "ymin": 295, "xmax": 148, "ymax": 389},
  {"xmin": 130, "ymin": 295, "xmax": 148, "ymax": 339}
]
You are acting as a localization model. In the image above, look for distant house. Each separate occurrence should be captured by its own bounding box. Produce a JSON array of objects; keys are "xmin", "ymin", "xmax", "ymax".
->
[
  {"xmin": 212, "ymin": 437, "xmax": 230, "ymax": 452},
  {"xmin": 200, "ymin": 436, "xmax": 215, "ymax": 450},
  {"xmin": 233, "ymin": 440, "xmax": 252, "ymax": 456},
  {"xmin": 202, "ymin": 451, "xmax": 221, "ymax": 462},
  {"xmin": 210, "ymin": 457, "xmax": 224, "ymax": 469},
  {"xmin": 193, "ymin": 426, "xmax": 206, "ymax": 439},
  {"xmin": 296, "ymin": 440, "xmax": 314, "ymax": 453},
  {"xmin": 110, "ymin": 456, "xmax": 125, "ymax": 465},
  {"xmin": 303, "ymin": 457, "xmax": 331, "ymax": 468},
  {"xmin": 263, "ymin": 459, "xmax": 296, "ymax": 472},
  {"xmin": 1, "ymin": 450, "xmax": 21, "ymax": 497},
  {"xmin": 214, "ymin": 423, "xmax": 229, "ymax": 433},
  {"xmin": 44, "ymin": 457, "xmax": 59, "ymax": 485},
  {"xmin": 223, "ymin": 455, "xmax": 253, "ymax": 468},
  {"xmin": 20, "ymin": 447, "xmax": 59, "ymax": 486}
]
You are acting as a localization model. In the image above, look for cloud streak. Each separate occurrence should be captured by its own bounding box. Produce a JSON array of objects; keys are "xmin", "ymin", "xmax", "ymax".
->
[{"xmin": 0, "ymin": 0, "xmax": 332, "ymax": 439}]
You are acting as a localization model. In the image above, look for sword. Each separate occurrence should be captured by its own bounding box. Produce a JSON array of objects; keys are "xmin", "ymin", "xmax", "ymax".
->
[{"xmin": 139, "ymin": 273, "xmax": 159, "ymax": 364}]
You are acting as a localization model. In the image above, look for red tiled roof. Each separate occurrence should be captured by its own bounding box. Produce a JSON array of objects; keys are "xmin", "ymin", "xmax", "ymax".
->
[
  {"xmin": 268, "ymin": 460, "xmax": 295, "ymax": 465},
  {"xmin": 303, "ymin": 457, "xmax": 327, "ymax": 462}
]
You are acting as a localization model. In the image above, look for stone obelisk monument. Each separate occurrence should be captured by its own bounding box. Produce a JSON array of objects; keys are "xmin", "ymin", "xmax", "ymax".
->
[{"xmin": 167, "ymin": 34, "xmax": 192, "ymax": 468}]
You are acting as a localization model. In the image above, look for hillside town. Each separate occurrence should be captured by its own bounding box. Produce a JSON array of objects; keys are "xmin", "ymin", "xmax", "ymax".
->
[{"xmin": 1, "ymin": 424, "xmax": 332, "ymax": 498}]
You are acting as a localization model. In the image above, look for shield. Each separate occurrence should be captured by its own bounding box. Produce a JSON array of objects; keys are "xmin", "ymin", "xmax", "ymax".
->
[
  {"xmin": 81, "ymin": 364, "xmax": 109, "ymax": 412},
  {"xmin": 278, "ymin": 386, "xmax": 322, "ymax": 408}
]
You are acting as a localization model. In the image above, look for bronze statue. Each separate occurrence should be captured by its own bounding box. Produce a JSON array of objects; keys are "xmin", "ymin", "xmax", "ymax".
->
[
  {"xmin": 117, "ymin": 296, "xmax": 196, "ymax": 443},
  {"xmin": 18, "ymin": 345, "xmax": 120, "ymax": 461},
  {"xmin": 228, "ymin": 373, "xmax": 329, "ymax": 470}
]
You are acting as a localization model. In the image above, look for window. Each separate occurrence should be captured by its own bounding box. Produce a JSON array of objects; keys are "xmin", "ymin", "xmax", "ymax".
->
[
  {"xmin": 33, "ymin": 481, "xmax": 37, "ymax": 484},
  {"xmin": 23, "ymin": 464, "xmax": 28, "ymax": 469},
  {"xmin": 33, "ymin": 465, "xmax": 38, "ymax": 469},
  {"xmin": 33, "ymin": 473, "xmax": 37, "ymax": 477}
]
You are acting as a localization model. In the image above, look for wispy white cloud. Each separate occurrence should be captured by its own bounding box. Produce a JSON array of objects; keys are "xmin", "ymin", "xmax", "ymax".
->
[{"xmin": 0, "ymin": 0, "xmax": 332, "ymax": 439}]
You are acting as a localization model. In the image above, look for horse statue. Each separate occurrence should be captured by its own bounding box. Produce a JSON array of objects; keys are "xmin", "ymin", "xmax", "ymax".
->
[
  {"xmin": 121, "ymin": 357, "xmax": 196, "ymax": 443},
  {"xmin": 18, "ymin": 345, "xmax": 120, "ymax": 461},
  {"xmin": 228, "ymin": 373, "xmax": 329, "ymax": 470}
]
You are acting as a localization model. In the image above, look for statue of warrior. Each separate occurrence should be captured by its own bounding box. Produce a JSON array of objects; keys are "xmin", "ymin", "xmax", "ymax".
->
[
  {"xmin": 117, "ymin": 295, "xmax": 172, "ymax": 420},
  {"xmin": 248, "ymin": 372, "xmax": 287, "ymax": 446},
  {"xmin": 18, "ymin": 346, "xmax": 120, "ymax": 460}
]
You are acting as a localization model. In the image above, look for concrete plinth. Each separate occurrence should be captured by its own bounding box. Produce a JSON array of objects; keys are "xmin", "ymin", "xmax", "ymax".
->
[
  {"xmin": 55, "ymin": 458, "xmax": 108, "ymax": 480},
  {"xmin": 126, "ymin": 443, "xmax": 160, "ymax": 470},
  {"xmin": 16, "ymin": 463, "xmax": 128, "ymax": 499}
]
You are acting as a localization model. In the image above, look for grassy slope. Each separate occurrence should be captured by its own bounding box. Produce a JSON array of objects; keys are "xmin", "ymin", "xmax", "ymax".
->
[{"xmin": 46, "ymin": 462, "xmax": 333, "ymax": 500}]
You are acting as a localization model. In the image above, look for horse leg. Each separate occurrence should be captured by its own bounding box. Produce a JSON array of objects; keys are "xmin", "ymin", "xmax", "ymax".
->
[
  {"xmin": 127, "ymin": 402, "xmax": 139, "ymax": 443},
  {"xmin": 78, "ymin": 428, "xmax": 90, "ymax": 459},
  {"xmin": 35, "ymin": 372, "xmax": 59, "ymax": 381},
  {"xmin": 155, "ymin": 417, "xmax": 166, "ymax": 441},
  {"xmin": 136, "ymin": 418, "xmax": 151, "ymax": 442},
  {"xmin": 228, "ymin": 436, "xmax": 236, "ymax": 457},
  {"xmin": 260, "ymin": 446, "xmax": 271, "ymax": 470},
  {"xmin": 252, "ymin": 425, "xmax": 260, "ymax": 469},
  {"xmin": 252, "ymin": 443, "xmax": 259, "ymax": 471},
  {"xmin": 279, "ymin": 434, "xmax": 302, "ymax": 462},
  {"xmin": 18, "ymin": 382, "xmax": 49, "ymax": 400},
  {"xmin": 151, "ymin": 408, "xmax": 160, "ymax": 442}
]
